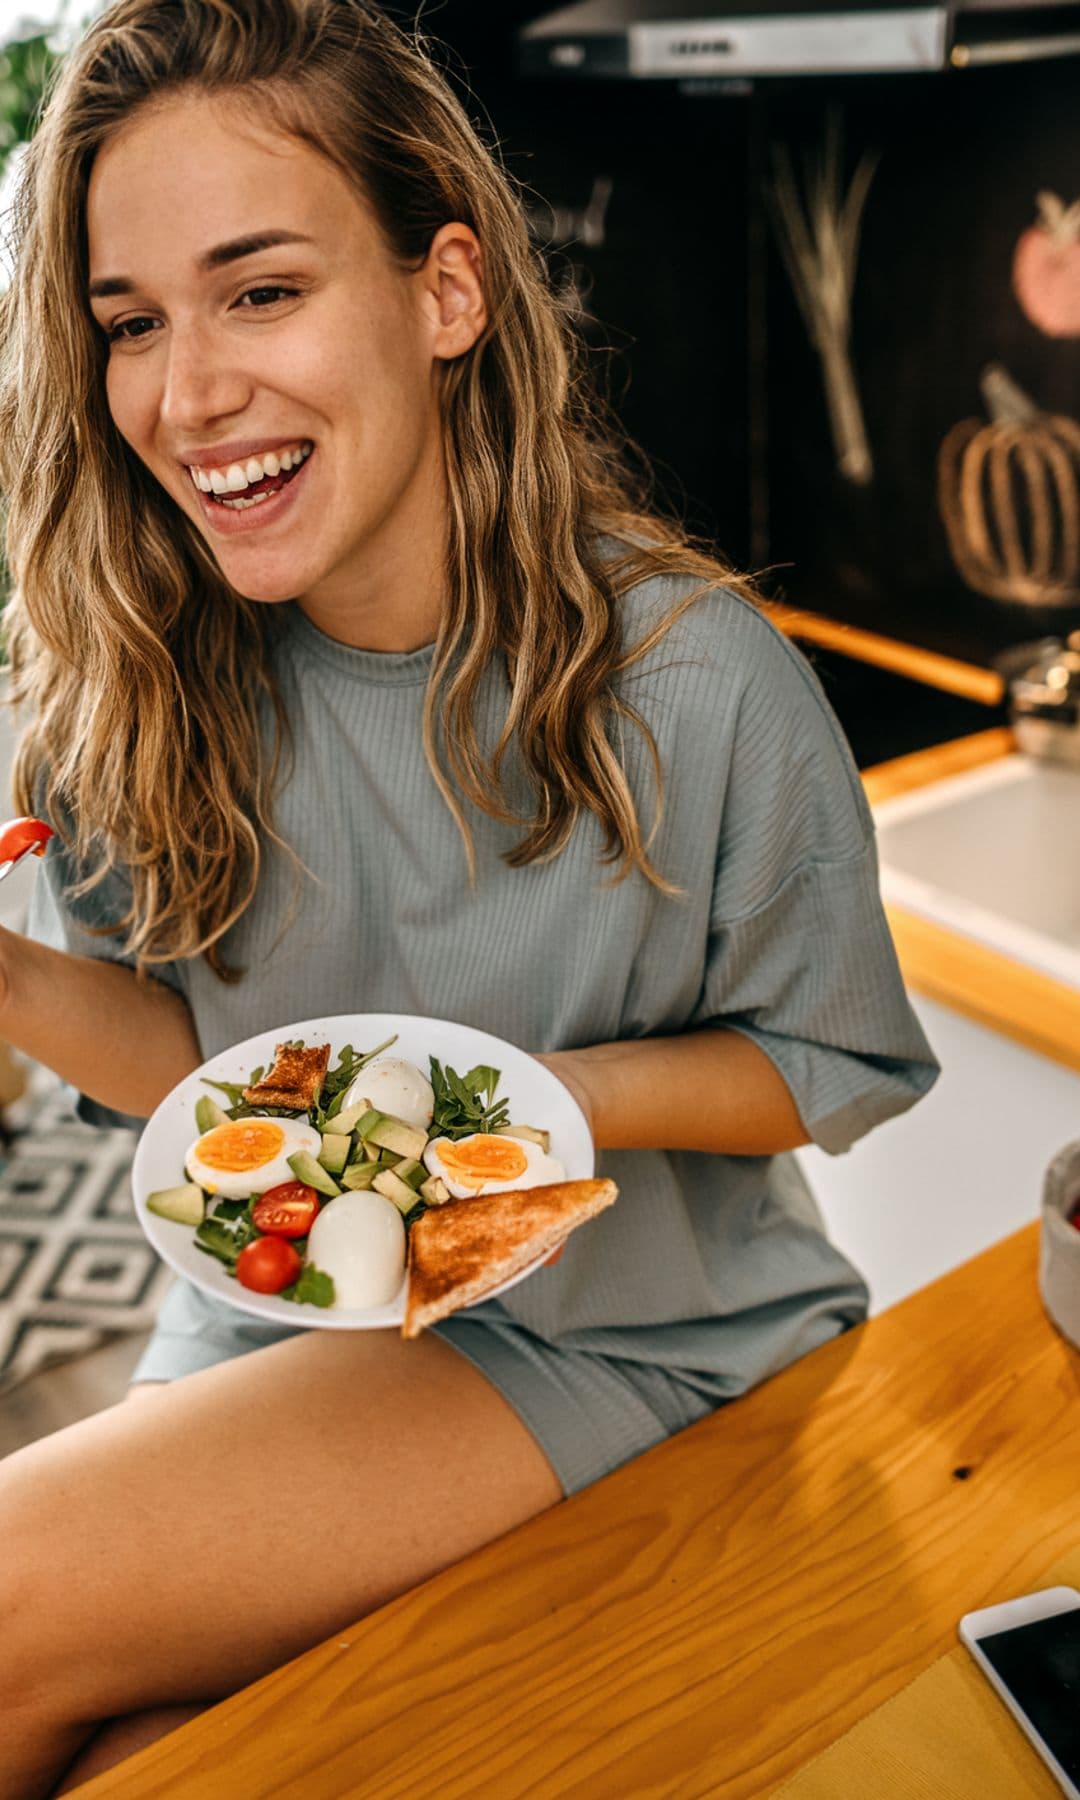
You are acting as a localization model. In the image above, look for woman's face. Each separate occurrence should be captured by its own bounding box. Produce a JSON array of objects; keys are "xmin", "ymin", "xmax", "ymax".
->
[{"xmin": 86, "ymin": 89, "xmax": 484, "ymax": 626}]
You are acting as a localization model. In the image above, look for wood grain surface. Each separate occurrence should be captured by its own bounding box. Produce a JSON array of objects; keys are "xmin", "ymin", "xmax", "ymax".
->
[
  {"xmin": 883, "ymin": 902, "xmax": 1080, "ymax": 1074},
  {"xmin": 76, "ymin": 1226, "xmax": 1080, "ymax": 1798},
  {"xmin": 859, "ymin": 725, "xmax": 1015, "ymax": 806},
  {"xmin": 857, "ymin": 727, "xmax": 1080, "ymax": 1071}
]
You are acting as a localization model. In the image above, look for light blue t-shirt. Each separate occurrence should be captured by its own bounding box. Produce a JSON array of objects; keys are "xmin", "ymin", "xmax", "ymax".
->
[{"xmin": 27, "ymin": 577, "xmax": 939, "ymax": 1398}]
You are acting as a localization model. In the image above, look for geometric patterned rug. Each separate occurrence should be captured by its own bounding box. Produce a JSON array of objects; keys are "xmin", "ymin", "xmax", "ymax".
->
[{"xmin": 0, "ymin": 1069, "xmax": 173, "ymax": 1394}]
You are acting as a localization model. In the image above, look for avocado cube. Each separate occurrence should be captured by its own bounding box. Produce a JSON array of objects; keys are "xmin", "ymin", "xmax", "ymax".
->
[
  {"xmin": 340, "ymin": 1160, "xmax": 381, "ymax": 1191},
  {"xmin": 287, "ymin": 1148, "xmax": 341, "ymax": 1198},
  {"xmin": 391, "ymin": 1158, "xmax": 426, "ymax": 1191},
  {"xmin": 194, "ymin": 1095, "xmax": 230, "ymax": 1135},
  {"xmin": 330, "ymin": 1099, "xmax": 375, "ymax": 1136},
  {"xmin": 373, "ymin": 1169, "xmax": 423, "ymax": 1215},
  {"xmin": 503, "ymin": 1123, "xmax": 551, "ymax": 1154},
  {"xmin": 146, "ymin": 1182, "xmax": 205, "ymax": 1226},
  {"xmin": 365, "ymin": 1113, "xmax": 428, "ymax": 1161},
  {"xmin": 318, "ymin": 1132, "xmax": 351, "ymax": 1175}
]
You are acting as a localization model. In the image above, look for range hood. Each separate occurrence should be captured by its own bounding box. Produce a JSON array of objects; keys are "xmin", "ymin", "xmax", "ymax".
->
[{"xmin": 517, "ymin": 0, "xmax": 1080, "ymax": 75}]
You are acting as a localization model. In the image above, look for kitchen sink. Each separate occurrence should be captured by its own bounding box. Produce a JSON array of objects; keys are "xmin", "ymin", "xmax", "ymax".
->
[{"xmin": 872, "ymin": 752, "xmax": 1080, "ymax": 991}]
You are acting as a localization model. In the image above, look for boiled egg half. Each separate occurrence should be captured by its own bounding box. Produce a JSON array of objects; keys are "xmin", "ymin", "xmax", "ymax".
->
[
  {"xmin": 303, "ymin": 1191, "xmax": 406, "ymax": 1309},
  {"xmin": 422, "ymin": 1132, "xmax": 566, "ymax": 1200},
  {"xmin": 340, "ymin": 1056, "xmax": 434, "ymax": 1131},
  {"xmin": 185, "ymin": 1117, "xmax": 322, "ymax": 1198}
]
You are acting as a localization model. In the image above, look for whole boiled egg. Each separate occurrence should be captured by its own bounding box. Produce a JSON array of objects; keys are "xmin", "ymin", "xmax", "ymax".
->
[
  {"xmin": 304, "ymin": 1191, "xmax": 406, "ymax": 1309},
  {"xmin": 422, "ymin": 1132, "xmax": 566, "ymax": 1200},
  {"xmin": 185, "ymin": 1117, "xmax": 322, "ymax": 1198},
  {"xmin": 340, "ymin": 1056, "xmax": 434, "ymax": 1131}
]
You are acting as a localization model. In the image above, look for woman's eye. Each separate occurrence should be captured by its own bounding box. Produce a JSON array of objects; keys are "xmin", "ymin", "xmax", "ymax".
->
[
  {"xmin": 237, "ymin": 286, "xmax": 296, "ymax": 309},
  {"xmin": 107, "ymin": 316, "xmax": 157, "ymax": 344},
  {"xmin": 106, "ymin": 286, "xmax": 298, "ymax": 343}
]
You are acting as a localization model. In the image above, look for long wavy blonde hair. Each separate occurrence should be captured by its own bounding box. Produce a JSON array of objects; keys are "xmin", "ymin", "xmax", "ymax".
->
[{"xmin": 1, "ymin": 0, "xmax": 755, "ymax": 983}]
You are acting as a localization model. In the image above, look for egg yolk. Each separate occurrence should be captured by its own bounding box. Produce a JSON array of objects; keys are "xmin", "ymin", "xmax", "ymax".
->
[
  {"xmin": 196, "ymin": 1120, "xmax": 287, "ymax": 1172},
  {"xmin": 437, "ymin": 1135, "xmax": 529, "ymax": 1189}
]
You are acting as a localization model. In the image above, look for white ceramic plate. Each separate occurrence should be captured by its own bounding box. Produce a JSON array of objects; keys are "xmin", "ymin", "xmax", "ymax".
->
[{"xmin": 131, "ymin": 1012, "xmax": 594, "ymax": 1330}]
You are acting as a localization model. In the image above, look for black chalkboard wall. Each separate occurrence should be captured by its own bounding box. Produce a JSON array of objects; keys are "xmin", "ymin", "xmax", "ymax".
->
[{"xmin": 387, "ymin": 6, "xmax": 1080, "ymax": 670}]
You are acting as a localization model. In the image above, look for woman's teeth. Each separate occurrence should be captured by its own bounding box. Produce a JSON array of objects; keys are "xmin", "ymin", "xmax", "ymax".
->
[{"xmin": 189, "ymin": 439, "xmax": 313, "ymax": 507}]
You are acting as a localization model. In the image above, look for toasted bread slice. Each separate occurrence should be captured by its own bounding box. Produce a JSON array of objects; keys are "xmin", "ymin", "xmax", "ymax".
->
[
  {"xmin": 402, "ymin": 1177, "xmax": 617, "ymax": 1339},
  {"xmin": 242, "ymin": 1041, "xmax": 331, "ymax": 1112}
]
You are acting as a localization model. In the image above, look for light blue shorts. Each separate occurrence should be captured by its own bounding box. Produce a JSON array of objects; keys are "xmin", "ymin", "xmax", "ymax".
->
[{"xmin": 129, "ymin": 1276, "xmax": 720, "ymax": 1497}]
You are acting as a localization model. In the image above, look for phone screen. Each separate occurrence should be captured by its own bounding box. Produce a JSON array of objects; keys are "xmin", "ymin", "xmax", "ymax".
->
[{"xmin": 979, "ymin": 1610, "xmax": 1080, "ymax": 1779}]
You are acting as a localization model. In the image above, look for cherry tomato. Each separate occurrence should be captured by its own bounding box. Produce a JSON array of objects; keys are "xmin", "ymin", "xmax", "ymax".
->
[
  {"xmin": 0, "ymin": 816, "xmax": 53, "ymax": 861},
  {"xmin": 251, "ymin": 1181, "xmax": 321, "ymax": 1239},
  {"xmin": 236, "ymin": 1236, "xmax": 302, "ymax": 1293}
]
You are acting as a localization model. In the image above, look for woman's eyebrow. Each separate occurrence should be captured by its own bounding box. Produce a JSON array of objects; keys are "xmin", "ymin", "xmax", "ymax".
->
[{"xmin": 88, "ymin": 229, "xmax": 317, "ymax": 299}]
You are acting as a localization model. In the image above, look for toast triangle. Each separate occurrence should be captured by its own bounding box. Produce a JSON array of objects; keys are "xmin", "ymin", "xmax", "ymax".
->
[{"xmin": 402, "ymin": 1176, "xmax": 617, "ymax": 1338}]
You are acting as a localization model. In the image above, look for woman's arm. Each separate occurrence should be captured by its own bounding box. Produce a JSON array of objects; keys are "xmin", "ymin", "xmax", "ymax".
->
[
  {"xmin": 537, "ymin": 1028, "xmax": 811, "ymax": 1156},
  {"xmin": 0, "ymin": 924, "xmax": 203, "ymax": 1119}
]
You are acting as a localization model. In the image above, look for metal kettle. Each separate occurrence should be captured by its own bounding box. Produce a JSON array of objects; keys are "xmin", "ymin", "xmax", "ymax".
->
[{"xmin": 997, "ymin": 633, "xmax": 1080, "ymax": 765}]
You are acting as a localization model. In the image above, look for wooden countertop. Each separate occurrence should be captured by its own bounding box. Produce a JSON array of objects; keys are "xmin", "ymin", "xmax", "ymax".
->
[
  {"xmin": 860, "ymin": 725, "xmax": 1080, "ymax": 1074},
  {"xmin": 78, "ymin": 1224, "xmax": 1080, "ymax": 1798}
]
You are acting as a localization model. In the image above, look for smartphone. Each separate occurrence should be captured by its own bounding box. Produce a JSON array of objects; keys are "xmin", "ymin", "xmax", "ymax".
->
[{"xmin": 959, "ymin": 1586, "xmax": 1080, "ymax": 1798}]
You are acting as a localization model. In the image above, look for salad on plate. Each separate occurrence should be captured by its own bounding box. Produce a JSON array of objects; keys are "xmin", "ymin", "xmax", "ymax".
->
[{"xmin": 145, "ymin": 1032, "xmax": 567, "ymax": 1313}]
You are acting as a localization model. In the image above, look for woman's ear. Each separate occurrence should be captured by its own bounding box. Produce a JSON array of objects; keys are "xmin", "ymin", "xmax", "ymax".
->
[{"xmin": 423, "ymin": 221, "xmax": 487, "ymax": 360}]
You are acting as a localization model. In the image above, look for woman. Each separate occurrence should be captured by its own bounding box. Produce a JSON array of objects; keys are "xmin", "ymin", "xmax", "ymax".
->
[{"xmin": 0, "ymin": 1, "xmax": 937, "ymax": 1791}]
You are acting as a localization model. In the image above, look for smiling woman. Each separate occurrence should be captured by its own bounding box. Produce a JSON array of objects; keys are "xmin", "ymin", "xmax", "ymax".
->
[
  {"xmin": 83, "ymin": 89, "xmax": 479, "ymax": 644},
  {"xmin": 4, "ymin": 0, "xmax": 693, "ymax": 981},
  {"xmin": 0, "ymin": 2, "xmax": 938, "ymax": 1794}
]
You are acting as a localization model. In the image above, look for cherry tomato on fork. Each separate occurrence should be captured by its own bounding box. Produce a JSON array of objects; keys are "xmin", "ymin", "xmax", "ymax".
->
[
  {"xmin": 0, "ymin": 816, "xmax": 53, "ymax": 861},
  {"xmin": 251, "ymin": 1181, "xmax": 321, "ymax": 1239},
  {"xmin": 236, "ymin": 1235, "xmax": 302, "ymax": 1293}
]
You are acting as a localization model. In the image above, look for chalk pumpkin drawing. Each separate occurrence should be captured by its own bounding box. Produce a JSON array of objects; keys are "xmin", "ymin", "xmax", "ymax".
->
[{"xmin": 939, "ymin": 366, "xmax": 1080, "ymax": 605}]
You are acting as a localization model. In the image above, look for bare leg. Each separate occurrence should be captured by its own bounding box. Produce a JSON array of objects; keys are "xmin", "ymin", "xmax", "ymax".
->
[
  {"xmin": 1, "ymin": 1330, "xmax": 562, "ymax": 1800},
  {"xmin": 48, "ymin": 1392, "xmax": 213, "ymax": 1795},
  {"xmin": 50, "ymin": 1704, "xmax": 208, "ymax": 1795}
]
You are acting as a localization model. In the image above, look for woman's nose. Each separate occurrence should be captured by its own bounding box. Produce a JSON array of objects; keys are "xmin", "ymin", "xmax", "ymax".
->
[{"xmin": 157, "ymin": 324, "xmax": 251, "ymax": 434}]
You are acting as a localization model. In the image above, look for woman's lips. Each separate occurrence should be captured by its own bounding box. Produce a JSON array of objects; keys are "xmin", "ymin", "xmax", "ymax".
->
[{"xmin": 194, "ymin": 447, "xmax": 314, "ymax": 535}]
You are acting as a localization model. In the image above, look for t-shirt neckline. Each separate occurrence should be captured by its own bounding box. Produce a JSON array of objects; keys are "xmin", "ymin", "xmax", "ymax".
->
[{"xmin": 280, "ymin": 600, "xmax": 436, "ymax": 685}]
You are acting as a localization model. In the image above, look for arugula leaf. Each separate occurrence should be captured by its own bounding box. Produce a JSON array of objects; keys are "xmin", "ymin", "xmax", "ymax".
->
[
  {"xmin": 202, "ymin": 1076, "xmax": 252, "ymax": 1112},
  {"xmin": 194, "ymin": 1217, "xmax": 245, "ymax": 1267},
  {"xmin": 446, "ymin": 1064, "xmax": 476, "ymax": 1114},
  {"xmin": 469, "ymin": 1065, "xmax": 500, "ymax": 1106},
  {"xmin": 281, "ymin": 1263, "xmax": 336, "ymax": 1307},
  {"xmin": 429, "ymin": 1057, "xmax": 511, "ymax": 1140},
  {"xmin": 194, "ymin": 1195, "xmax": 262, "ymax": 1267},
  {"xmin": 202, "ymin": 1064, "xmax": 306, "ymax": 1120},
  {"xmin": 210, "ymin": 1199, "xmax": 246, "ymax": 1221}
]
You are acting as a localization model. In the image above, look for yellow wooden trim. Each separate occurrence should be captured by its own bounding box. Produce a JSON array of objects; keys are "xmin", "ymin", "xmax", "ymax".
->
[
  {"xmin": 884, "ymin": 902, "xmax": 1080, "ymax": 1072},
  {"xmin": 861, "ymin": 726, "xmax": 1016, "ymax": 806},
  {"xmin": 767, "ymin": 602, "xmax": 1005, "ymax": 706}
]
